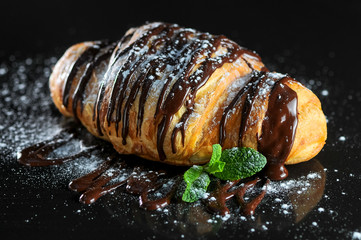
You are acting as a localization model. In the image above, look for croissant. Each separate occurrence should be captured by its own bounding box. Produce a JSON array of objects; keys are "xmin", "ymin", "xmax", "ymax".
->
[{"xmin": 49, "ymin": 22, "xmax": 327, "ymax": 180}]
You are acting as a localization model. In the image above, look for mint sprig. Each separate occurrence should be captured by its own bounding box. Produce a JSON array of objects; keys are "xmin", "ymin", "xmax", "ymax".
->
[{"xmin": 182, "ymin": 144, "xmax": 267, "ymax": 202}]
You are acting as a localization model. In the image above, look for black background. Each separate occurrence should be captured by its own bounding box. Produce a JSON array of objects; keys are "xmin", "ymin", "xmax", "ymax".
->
[
  {"xmin": 1, "ymin": 0, "xmax": 360, "ymax": 80},
  {"xmin": 2, "ymin": 0, "xmax": 360, "ymax": 62},
  {"xmin": 1, "ymin": 0, "xmax": 361, "ymax": 239},
  {"xmin": 2, "ymin": 0, "xmax": 361, "ymax": 92}
]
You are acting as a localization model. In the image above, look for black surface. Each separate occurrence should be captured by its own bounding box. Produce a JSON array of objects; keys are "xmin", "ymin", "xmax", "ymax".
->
[{"xmin": 1, "ymin": 1, "xmax": 361, "ymax": 239}]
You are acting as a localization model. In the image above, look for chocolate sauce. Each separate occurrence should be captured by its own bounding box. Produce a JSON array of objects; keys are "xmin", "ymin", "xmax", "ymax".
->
[
  {"xmin": 104, "ymin": 24, "xmax": 170, "ymax": 138},
  {"xmin": 236, "ymin": 178, "xmax": 270, "ymax": 216},
  {"xmin": 20, "ymin": 22, "xmax": 302, "ymax": 215},
  {"xmin": 61, "ymin": 22, "xmax": 260, "ymax": 161},
  {"xmin": 139, "ymin": 178, "xmax": 180, "ymax": 211},
  {"xmin": 219, "ymin": 72, "xmax": 298, "ymax": 181},
  {"xmin": 59, "ymin": 22, "xmax": 299, "ymax": 176},
  {"xmin": 69, "ymin": 159, "xmax": 116, "ymax": 192},
  {"xmin": 71, "ymin": 42, "xmax": 117, "ymax": 119},
  {"xmin": 62, "ymin": 41, "xmax": 108, "ymax": 107},
  {"xmin": 17, "ymin": 129, "xmax": 95, "ymax": 167},
  {"xmin": 70, "ymin": 159, "xmax": 180, "ymax": 209},
  {"xmin": 238, "ymin": 73, "xmax": 269, "ymax": 144},
  {"xmin": 18, "ymin": 126, "xmax": 269, "ymax": 214},
  {"xmin": 219, "ymin": 73, "xmax": 254, "ymax": 146},
  {"xmin": 219, "ymin": 72, "xmax": 266, "ymax": 146},
  {"xmin": 258, "ymin": 77, "xmax": 298, "ymax": 180},
  {"xmin": 77, "ymin": 160, "xmax": 127, "ymax": 205},
  {"xmin": 204, "ymin": 178, "xmax": 269, "ymax": 216},
  {"xmin": 204, "ymin": 179, "xmax": 240, "ymax": 215},
  {"xmin": 151, "ymin": 33, "xmax": 260, "ymax": 160}
]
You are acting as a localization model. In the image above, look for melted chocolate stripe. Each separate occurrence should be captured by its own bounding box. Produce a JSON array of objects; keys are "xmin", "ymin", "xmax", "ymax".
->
[
  {"xmin": 107, "ymin": 24, "xmax": 170, "ymax": 114},
  {"xmin": 79, "ymin": 165, "xmax": 126, "ymax": 204},
  {"xmin": 169, "ymin": 36, "xmax": 254, "ymax": 153},
  {"xmin": 136, "ymin": 63, "xmax": 167, "ymax": 136},
  {"xmin": 153, "ymin": 32, "xmax": 202, "ymax": 119},
  {"xmin": 136, "ymin": 71, "xmax": 156, "ymax": 136},
  {"xmin": 110, "ymin": 24, "xmax": 172, "ymax": 69},
  {"xmin": 109, "ymin": 30, "xmax": 136, "ymax": 67},
  {"xmin": 96, "ymin": 38, "xmax": 139, "ymax": 129},
  {"xmin": 92, "ymin": 24, "xmax": 168, "ymax": 136},
  {"xmin": 219, "ymin": 72, "xmax": 298, "ymax": 181},
  {"xmin": 258, "ymin": 77, "xmax": 298, "ymax": 180},
  {"xmin": 236, "ymin": 178, "xmax": 269, "ymax": 216},
  {"xmin": 219, "ymin": 73, "xmax": 254, "ymax": 145},
  {"xmin": 106, "ymin": 24, "xmax": 170, "ymax": 136},
  {"xmin": 120, "ymin": 26, "xmax": 181, "ymax": 143},
  {"xmin": 238, "ymin": 73, "xmax": 267, "ymax": 145},
  {"xmin": 71, "ymin": 43, "xmax": 117, "ymax": 119},
  {"xmin": 161, "ymin": 35, "xmax": 224, "ymax": 116},
  {"xmin": 138, "ymin": 29, "xmax": 188, "ymax": 124},
  {"xmin": 135, "ymin": 66, "xmax": 153, "ymax": 136},
  {"xmin": 80, "ymin": 179, "xmax": 127, "ymax": 205},
  {"xmin": 136, "ymin": 27, "xmax": 190, "ymax": 136},
  {"xmin": 153, "ymin": 37, "xmax": 208, "ymax": 158},
  {"xmin": 126, "ymin": 170, "xmax": 166, "ymax": 195},
  {"xmin": 167, "ymin": 37, "xmax": 223, "ymax": 152},
  {"xmin": 121, "ymin": 67, "xmax": 150, "ymax": 144},
  {"xmin": 170, "ymin": 108, "xmax": 189, "ymax": 153},
  {"xmin": 156, "ymin": 34, "xmax": 221, "ymax": 160},
  {"xmin": 114, "ymin": 27, "xmax": 174, "ymax": 138},
  {"xmin": 62, "ymin": 42, "xmax": 106, "ymax": 107},
  {"xmin": 156, "ymin": 116, "xmax": 172, "ymax": 161},
  {"xmin": 113, "ymin": 53, "xmax": 149, "ymax": 137},
  {"xmin": 93, "ymin": 82, "xmax": 107, "ymax": 136}
]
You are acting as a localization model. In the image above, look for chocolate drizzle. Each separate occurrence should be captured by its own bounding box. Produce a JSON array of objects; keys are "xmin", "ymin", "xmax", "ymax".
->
[
  {"xmin": 204, "ymin": 178, "xmax": 269, "ymax": 216},
  {"xmin": 151, "ymin": 32, "xmax": 259, "ymax": 159},
  {"xmin": 58, "ymin": 22, "xmax": 298, "ymax": 180},
  {"xmin": 17, "ymin": 127, "xmax": 269, "ymax": 215},
  {"xmin": 59, "ymin": 22, "xmax": 263, "ymax": 161},
  {"xmin": 219, "ymin": 73, "xmax": 255, "ymax": 146},
  {"xmin": 258, "ymin": 77, "xmax": 298, "ymax": 180},
  {"xmin": 57, "ymin": 22, "xmax": 300, "ymax": 175},
  {"xmin": 236, "ymin": 178, "xmax": 270, "ymax": 215},
  {"xmin": 62, "ymin": 41, "xmax": 108, "ymax": 108},
  {"xmin": 71, "ymin": 42, "xmax": 117, "ymax": 119},
  {"xmin": 17, "ymin": 128, "xmax": 96, "ymax": 166},
  {"xmin": 219, "ymin": 72, "xmax": 298, "ymax": 180}
]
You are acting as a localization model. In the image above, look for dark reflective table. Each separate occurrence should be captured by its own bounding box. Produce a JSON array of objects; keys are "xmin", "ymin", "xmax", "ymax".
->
[{"xmin": 1, "ymin": 1, "xmax": 360, "ymax": 239}]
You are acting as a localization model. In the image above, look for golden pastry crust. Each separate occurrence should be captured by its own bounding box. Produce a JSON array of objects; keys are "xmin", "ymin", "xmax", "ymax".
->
[
  {"xmin": 286, "ymin": 81, "xmax": 327, "ymax": 164},
  {"xmin": 49, "ymin": 22, "xmax": 327, "ymax": 168}
]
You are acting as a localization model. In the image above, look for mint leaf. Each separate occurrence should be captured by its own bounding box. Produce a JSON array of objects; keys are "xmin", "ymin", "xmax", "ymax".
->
[
  {"xmin": 184, "ymin": 165, "xmax": 204, "ymax": 184},
  {"xmin": 204, "ymin": 161, "xmax": 225, "ymax": 175},
  {"xmin": 182, "ymin": 165, "xmax": 210, "ymax": 202},
  {"xmin": 208, "ymin": 144, "xmax": 222, "ymax": 165},
  {"xmin": 204, "ymin": 144, "xmax": 225, "ymax": 174},
  {"xmin": 181, "ymin": 145, "xmax": 267, "ymax": 203},
  {"xmin": 213, "ymin": 147, "xmax": 267, "ymax": 181}
]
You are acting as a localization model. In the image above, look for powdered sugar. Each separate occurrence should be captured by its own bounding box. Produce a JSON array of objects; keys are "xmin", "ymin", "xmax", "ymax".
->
[{"xmin": 0, "ymin": 38, "xmax": 359, "ymax": 240}]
